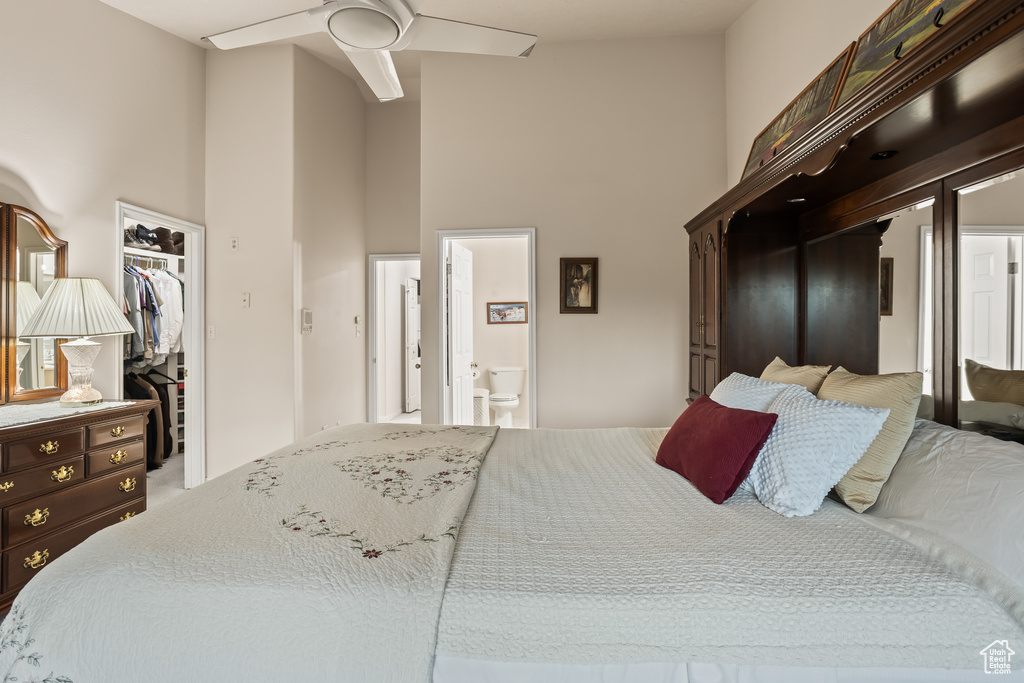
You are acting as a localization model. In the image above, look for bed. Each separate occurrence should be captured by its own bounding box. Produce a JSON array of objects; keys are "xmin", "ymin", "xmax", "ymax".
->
[{"xmin": 0, "ymin": 405, "xmax": 1020, "ymax": 682}]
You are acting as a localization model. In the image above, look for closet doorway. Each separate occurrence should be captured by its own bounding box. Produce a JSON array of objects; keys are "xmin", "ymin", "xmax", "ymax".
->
[
  {"xmin": 367, "ymin": 254, "xmax": 421, "ymax": 424},
  {"xmin": 115, "ymin": 201, "xmax": 206, "ymax": 494}
]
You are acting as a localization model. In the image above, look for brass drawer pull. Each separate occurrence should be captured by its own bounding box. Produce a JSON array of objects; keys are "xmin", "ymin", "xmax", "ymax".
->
[
  {"xmin": 23, "ymin": 549, "xmax": 48, "ymax": 570},
  {"xmin": 119, "ymin": 511, "xmax": 136, "ymax": 522},
  {"xmin": 39, "ymin": 440, "xmax": 59, "ymax": 455},
  {"xmin": 118, "ymin": 477, "xmax": 137, "ymax": 493},
  {"xmin": 24, "ymin": 508, "xmax": 49, "ymax": 527},
  {"xmin": 110, "ymin": 425, "xmax": 126, "ymax": 438},
  {"xmin": 0, "ymin": 482, "xmax": 13, "ymax": 493},
  {"xmin": 109, "ymin": 449, "xmax": 129, "ymax": 465},
  {"xmin": 51, "ymin": 465, "xmax": 74, "ymax": 483}
]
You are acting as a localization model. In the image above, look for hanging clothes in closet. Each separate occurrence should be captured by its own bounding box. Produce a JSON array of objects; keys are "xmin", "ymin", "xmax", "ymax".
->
[
  {"xmin": 122, "ymin": 261, "xmax": 184, "ymax": 368},
  {"xmin": 124, "ymin": 372, "xmax": 162, "ymax": 469}
]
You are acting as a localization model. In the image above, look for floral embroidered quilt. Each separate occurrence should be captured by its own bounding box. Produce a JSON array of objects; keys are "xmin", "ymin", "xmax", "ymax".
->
[{"xmin": 0, "ymin": 423, "xmax": 498, "ymax": 683}]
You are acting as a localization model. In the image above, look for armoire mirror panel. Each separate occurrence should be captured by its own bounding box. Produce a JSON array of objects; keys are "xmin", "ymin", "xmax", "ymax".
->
[
  {"xmin": 877, "ymin": 201, "xmax": 936, "ymax": 408},
  {"xmin": 2, "ymin": 204, "xmax": 67, "ymax": 403},
  {"xmin": 956, "ymin": 169, "xmax": 1024, "ymax": 431}
]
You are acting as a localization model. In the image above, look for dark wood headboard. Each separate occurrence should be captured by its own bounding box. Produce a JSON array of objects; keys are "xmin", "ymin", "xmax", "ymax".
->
[{"xmin": 685, "ymin": 0, "xmax": 1024, "ymax": 426}]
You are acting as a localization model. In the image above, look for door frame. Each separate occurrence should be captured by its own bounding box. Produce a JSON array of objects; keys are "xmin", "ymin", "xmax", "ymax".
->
[
  {"xmin": 436, "ymin": 228, "xmax": 537, "ymax": 428},
  {"xmin": 366, "ymin": 253, "xmax": 420, "ymax": 423},
  {"xmin": 114, "ymin": 201, "xmax": 206, "ymax": 489}
]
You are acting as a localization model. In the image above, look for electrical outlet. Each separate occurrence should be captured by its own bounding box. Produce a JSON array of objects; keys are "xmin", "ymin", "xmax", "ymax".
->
[
  {"xmin": 241, "ymin": 292, "xmax": 250, "ymax": 309},
  {"xmin": 207, "ymin": 325, "xmax": 215, "ymax": 339},
  {"xmin": 229, "ymin": 237, "xmax": 240, "ymax": 252}
]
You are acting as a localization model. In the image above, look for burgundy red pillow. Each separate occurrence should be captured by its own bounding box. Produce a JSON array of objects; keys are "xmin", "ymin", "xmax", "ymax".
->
[{"xmin": 656, "ymin": 395, "xmax": 778, "ymax": 504}]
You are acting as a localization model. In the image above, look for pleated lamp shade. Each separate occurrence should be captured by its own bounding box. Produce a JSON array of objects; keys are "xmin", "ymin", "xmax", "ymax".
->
[
  {"xmin": 15, "ymin": 281, "xmax": 42, "ymax": 332},
  {"xmin": 21, "ymin": 278, "xmax": 134, "ymax": 339}
]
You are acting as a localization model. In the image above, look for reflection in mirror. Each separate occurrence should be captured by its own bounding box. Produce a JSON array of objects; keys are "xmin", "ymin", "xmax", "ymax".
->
[
  {"xmin": 877, "ymin": 200, "xmax": 935, "ymax": 416},
  {"xmin": 15, "ymin": 214, "xmax": 57, "ymax": 392},
  {"xmin": 957, "ymin": 170, "xmax": 1024, "ymax": 433}
]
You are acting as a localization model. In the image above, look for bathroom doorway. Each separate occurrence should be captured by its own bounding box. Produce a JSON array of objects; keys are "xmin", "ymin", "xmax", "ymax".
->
[
  {"xmin": 367, "ymin": 254, "xmax": 421, "ymax": 424},
  {"xmin": 437, "ymin": 229, "xmax": 537, "ymax": 428}
]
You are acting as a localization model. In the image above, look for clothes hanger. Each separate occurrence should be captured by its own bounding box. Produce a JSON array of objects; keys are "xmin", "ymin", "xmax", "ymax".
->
[{"xmin": 143, "ymin": 369, "xmax": 177, "ymax": 385}]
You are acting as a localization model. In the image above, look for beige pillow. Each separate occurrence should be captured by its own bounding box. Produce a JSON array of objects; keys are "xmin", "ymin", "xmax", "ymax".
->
[
  {"xmin": 759, "ymin": 356, "xmax": 831, "ymax": 393},
  {"xmin": 965, "ymin": 358, "xmax": 1024, "ymax": 405},
  {"xmin": 817, "ymin": 367, "xmax": 923, "ymax": 513}
]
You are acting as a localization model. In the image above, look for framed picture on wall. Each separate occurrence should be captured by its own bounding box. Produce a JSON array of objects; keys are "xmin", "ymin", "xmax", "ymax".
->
[
  {"xmin": 741, "ymin": 44, "xmax": 855, "ymax": 180},
  {"xmin": 880, "ymin": 257, "xmax": 894, "ymax": 316},
  {"xmin": 834, "ymin": 0, "xmax": 979, "ymax": 109},
  {"xmin": 487, "ymin": 302, "xmax": 528, "ymax": 324},
  {"xmin": 560, "ymin": 257, "xmax": 598, "ymax": 314}
]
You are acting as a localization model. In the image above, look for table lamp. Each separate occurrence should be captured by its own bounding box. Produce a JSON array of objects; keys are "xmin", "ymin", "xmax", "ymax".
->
[{"xmin": 20, "ymin": 278, "xmax": 135, "ymax": 406}]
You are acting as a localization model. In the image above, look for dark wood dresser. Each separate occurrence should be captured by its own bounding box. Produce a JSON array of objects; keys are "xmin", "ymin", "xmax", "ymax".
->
[{"xmin": 0, "ymin": 400, "xmax": 155, "ymax": 612}]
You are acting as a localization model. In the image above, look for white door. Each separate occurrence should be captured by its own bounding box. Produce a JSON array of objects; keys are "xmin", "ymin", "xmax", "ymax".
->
[
  {"xmin": 404, "ymin": 279, "xmax": 421, "ymax": 412},
  {"xmin": 960, "ymin": 234, "xmax": 1013, "ymax": 396},
  {"xmin": 447, "ymin": 243, "xmax": 474, "ymax": 425}
]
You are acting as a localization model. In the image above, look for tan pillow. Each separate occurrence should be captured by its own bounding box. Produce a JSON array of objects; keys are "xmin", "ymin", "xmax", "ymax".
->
[
  {"xmin": 817, "ymin": 367, "xmax": 923, "ymax": 513},
  {"xmin": 965, "ymin": 358, "xmax": 1024, "ymax": 405},
  {"xmin": 759, "ymin": 356, "xmax": 831, "ymax": 393}
]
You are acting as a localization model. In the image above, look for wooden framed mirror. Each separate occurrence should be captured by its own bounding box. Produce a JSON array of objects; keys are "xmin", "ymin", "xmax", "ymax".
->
[{"xmin": 2, "ymin": 203, "xmax": 68, "ymax": 403}]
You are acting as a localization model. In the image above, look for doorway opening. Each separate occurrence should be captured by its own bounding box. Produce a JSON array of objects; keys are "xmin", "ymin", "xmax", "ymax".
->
[
  {"xmin": 115, "ymin": 201, "xmax": 206, "ymax": 501},
  {"xmin": 437, "ymin": 228, "xmax": 537, "ymax": 428},
  {"xmin": 367, "ymin": 254, "xmax": 421, "ymax": 424}
]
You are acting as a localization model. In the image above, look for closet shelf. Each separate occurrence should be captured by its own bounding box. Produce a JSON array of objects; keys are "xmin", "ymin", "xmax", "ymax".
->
[{"xmin": 124, "ymin": 246, "xmax": 182, "ymax": 262}]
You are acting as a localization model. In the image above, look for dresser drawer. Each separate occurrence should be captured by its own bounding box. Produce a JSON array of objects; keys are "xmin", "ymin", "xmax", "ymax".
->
[
  {"xmin": 87, "ymin": 439, "xmax": 144, "ymax": 477},
  {"xmin": 87, "ymin": 416, "xmax": 145, "ymax": 449},
  {"xmin": 0, "ymin": 456, "xmax": 85, "ymax": 505},
  {"xmin": 4, "ymin": 428, "xmax": 85, "ymax": 473},
  {"xmin": 3, "ymin": 462, "xmax": 145, "ymax": 548},
  {"xmin": 3, "ymin": 496, "xmax": 146, "ymax": 592}
]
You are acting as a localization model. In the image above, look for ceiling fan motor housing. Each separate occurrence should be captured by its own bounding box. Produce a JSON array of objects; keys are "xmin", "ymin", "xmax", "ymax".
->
[{"xmin": 327, "ymin": 0, "xmax": 409, "ymax": 50}]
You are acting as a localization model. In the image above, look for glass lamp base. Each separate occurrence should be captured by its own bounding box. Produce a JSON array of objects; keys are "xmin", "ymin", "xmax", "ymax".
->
[{"xmin": 59, "ymin": 338, "xmax": 104, "ymax": 407}]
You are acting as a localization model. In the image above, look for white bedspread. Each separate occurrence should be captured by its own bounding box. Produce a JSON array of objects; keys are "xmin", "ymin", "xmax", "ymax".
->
[
  {"xmin": 0, "ymin": 423, "xmax": 497, "ymax": 683},
  {"xmin": 435, "ymin": 427, "xmax": 1024, "ymax": 669}
]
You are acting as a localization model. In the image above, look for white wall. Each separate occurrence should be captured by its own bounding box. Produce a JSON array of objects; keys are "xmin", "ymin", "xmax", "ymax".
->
[
  {"xmin": 0, "ymin": 0, "xmax": 205, "ymax": 398},
  {"xmin": 421, "ymin": 36, "xmax": 727, "ymax": 428},
  {"xmin": 454, "ymin": 237, "xmax": 530, "ymax": 427},
  {"xmin": 724, "ymin": 0, "xmax": 893, "ymax": 185},
  {"xmin": 294, "ymin": 48, "xmax": 368, "ymax": 437},
  {"xmin": 366, "ymin": 100, "xmax": 421, "ymax": 255},
  {"xmin": 206, "ymin": 46, "xmax": 296, "ymax": 477},
  {"xmin": 206, "ymin": 45, "xmax": 367, "ymax": 478}
]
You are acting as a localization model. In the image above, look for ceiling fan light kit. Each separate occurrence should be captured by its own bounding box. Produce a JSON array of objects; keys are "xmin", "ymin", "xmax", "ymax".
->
[{"xmin": 204, "ymin": 0, "xmax": 538, "ymax": 102}]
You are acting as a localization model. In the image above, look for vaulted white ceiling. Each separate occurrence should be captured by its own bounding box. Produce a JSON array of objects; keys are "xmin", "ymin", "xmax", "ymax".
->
[{"xmin": 97, "ymin": 0, "xmax": 757, "ymax": 99}]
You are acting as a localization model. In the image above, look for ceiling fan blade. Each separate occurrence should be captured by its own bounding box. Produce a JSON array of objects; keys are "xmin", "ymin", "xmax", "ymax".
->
[
  {"xmin": 205, "ymin": 5, "xmax": 333, "ymax": 50},
  {"xmin": 396, "ymin": 15, "xmax": 537, "ymax": 57},
  {"xmin": 343, "ymin": 48, "xmax": 404, "ymax": 101}
]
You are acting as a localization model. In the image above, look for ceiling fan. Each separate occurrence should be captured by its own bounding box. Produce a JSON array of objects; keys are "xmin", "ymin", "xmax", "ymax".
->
[{"xmin": 204, "ymin": 0, "xmax": 538, "ymax": 102}]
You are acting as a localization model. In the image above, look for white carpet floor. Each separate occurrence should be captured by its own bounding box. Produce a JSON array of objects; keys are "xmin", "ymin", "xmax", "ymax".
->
[{"xmin": 147, "ymin": 453, "xmax": 186, "ymax": 509}]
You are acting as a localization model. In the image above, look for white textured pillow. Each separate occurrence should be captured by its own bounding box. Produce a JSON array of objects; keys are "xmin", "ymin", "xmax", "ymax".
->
[
  {"xmin": 748, "ymin": 385, "xmax": 890, "ymax": 517},
  {"xmin": 709, "ymin": 373, "xmax": 791, "ymax": 413},
  {"xmin": 868, "ymin": 419, "xmax": 1024, "ymax": 587}
]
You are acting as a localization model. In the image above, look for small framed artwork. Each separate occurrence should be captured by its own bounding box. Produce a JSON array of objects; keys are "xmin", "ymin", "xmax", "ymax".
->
[
  {"xmin": 880, "ymin": 257, "xmax": 894, "ymax": 316},
  {"xmin": 560, "ymin": 257, "xmax": 598, "ymax": 314},
  {"xmin": 487, "ymin": 302, "xmax": 528, "ymax": 324},
  {"xmin": 741, "ymin": 44, "xmax": 854, "ymax": 180},
  {"xmin": 835, "ymin": 0, "xmax": 978, "ymax": 109}
]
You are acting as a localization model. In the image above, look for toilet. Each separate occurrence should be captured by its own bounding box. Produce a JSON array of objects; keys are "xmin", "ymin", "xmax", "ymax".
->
[{"xmin": 488, "ymin": 367, "xmax": 525, "ymax": 428}]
